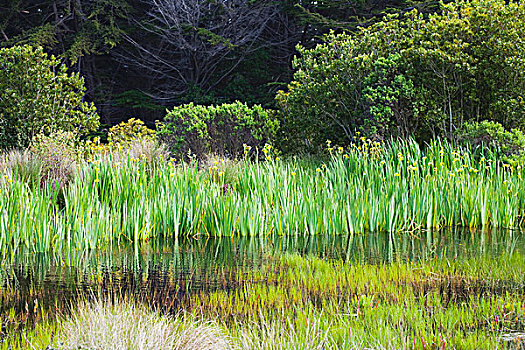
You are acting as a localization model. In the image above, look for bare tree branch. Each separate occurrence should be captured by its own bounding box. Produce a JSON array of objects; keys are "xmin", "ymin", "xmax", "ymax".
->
[{"xmin": 120, "ymin": 0, "xmax": 283, "ymax": 102}]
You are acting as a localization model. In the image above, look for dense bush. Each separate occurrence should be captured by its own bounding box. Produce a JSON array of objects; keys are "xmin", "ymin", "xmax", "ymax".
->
[
  {"xmin": 107, "ymin": 118, "xmax": 156, "ymax": 145},
  {"xmin": 0, "ymin": 45, "xmax": 99, "ymax": 149},
  {"xmin": 160, "ymin": 102, "xmax": 279, "ymax": 158},
  {"xmin": 85, "ymin": 118, "xmax": 167, "ymax": 169},
  {"xmin": 456, "ymin": 121, "xmax": 525, "ymax": 163},
  {"xmin": 277, "ymin": 0, "xmax": 525, "ymax": 151}
]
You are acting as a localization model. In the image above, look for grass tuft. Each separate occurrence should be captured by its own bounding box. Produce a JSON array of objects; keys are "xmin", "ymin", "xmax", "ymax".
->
[{"xmin": 57, "ymin": 299, "xmax": 232, "ymax": 350}]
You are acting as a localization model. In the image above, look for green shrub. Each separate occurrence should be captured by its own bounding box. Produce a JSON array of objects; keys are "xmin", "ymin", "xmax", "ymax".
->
[
  {"xmin": 0, "ymin": 45, "xmax": 99, "ymax": 149},
  {"xmin": 160, "ymin": 101, "xmax": 279, "ymax": 158},
  {"xmin": 107, "ymin": 118, "xmax": 156, "ymax": 145},
  {"xmin": 277, "ymin": 0, "xmax": 525, "ymax": 151},
  {"xmin": 456, "ymin": 121, "xmax": 525, "ymax": 163}
]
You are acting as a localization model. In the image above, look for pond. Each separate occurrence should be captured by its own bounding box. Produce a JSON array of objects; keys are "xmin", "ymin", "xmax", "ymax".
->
[{"xmin": 1, "ymin": 228, "xmax": 523, "ymax": 322}]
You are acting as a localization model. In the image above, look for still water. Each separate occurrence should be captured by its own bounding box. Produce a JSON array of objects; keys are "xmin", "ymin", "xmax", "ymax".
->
[{"xmin": 1, "ymin": 228, "xmax": 524, "ymax": 327}]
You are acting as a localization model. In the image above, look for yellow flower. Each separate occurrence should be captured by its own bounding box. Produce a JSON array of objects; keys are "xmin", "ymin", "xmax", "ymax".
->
[
  {"xmin": 316, "ymin": 168, "xmax": 322, "ymax": 173},
  {"xmin": 343, "ymin": 154, "xmax": 349, "ymax": 159},
  {"xmin": 276, "ymin": 157, "xmax": 281, "ymax": 161},
  {"xmin": 394, "ymin": 173, "xmax": 400, "ymax": 177},
  {"xmin": 94, "ymin": 178, "xmax": 100, "ymax": 183},
  {"xmin": 291, "ymin": 171, "xmax": 296, "ymax": 176},
  {"xmin": 218, "ymin": 171, "xmax": 224, "ymax": 177}
]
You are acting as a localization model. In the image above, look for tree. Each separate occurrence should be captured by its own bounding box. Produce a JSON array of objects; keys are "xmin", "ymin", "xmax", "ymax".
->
[
  {"xmin": 277, "ymin": 0, "xmax": 525, "ymax": 151},
  {"xmin": 0, "ymin": 45, "xmax": 99, "ymax": 149},
  {"xmin": 0, "ymin": 0, "xmax": 132, "ymax": 123},
  {"xmin": 121, "ymin": 0, "xmax": 283, "ymax": 102}
]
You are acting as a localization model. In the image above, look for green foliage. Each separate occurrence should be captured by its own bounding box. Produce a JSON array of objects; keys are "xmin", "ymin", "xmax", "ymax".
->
[
  {"xmin": 0, "ymin": 45, "xmax": 99, "ymax": 150},
  {"xmin": 457, "ymin": 121, "xmax": 525, "ymax": 164},
  {"xmin": 112, "ymin": 90, "xmax": 164, "ymax": 111},
  {"xmin": 108, "ymin": 118, "xmax": 156, "ymax": 145},
  {"xmin": 161, "ymin": 102, "xmax": 279, "ymax": 158},
  {"xmin": 2, "ymin": 0, "xmax": 130, "ymax": 63},
  {"xmin": 277, "ymin": 0, "xmax": 525, "ymax": 151}
]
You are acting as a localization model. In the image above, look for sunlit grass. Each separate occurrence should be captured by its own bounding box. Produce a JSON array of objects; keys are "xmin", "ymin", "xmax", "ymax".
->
[{"xmin": 1, "ymin": 138, "xmax": 525, "ymax": 255}]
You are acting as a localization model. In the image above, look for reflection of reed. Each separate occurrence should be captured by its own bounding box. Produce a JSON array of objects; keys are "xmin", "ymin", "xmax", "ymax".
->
[
  {"xmin": 1, "ymin": 230, "xmax": 524, "ymax": 337},
  {"xmin": 2, "ymin": 250, "xmax": 525, "ymax": 348}
]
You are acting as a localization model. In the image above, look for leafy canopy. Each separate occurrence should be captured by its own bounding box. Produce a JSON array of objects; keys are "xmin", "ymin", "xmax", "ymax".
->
[
  {"xmin": 0, "ymin": 45, "xmax": 99, "ymax": 149},
  {"xmin": 277, "ymin": 0, "xmax": 525, "ymax": 151}
]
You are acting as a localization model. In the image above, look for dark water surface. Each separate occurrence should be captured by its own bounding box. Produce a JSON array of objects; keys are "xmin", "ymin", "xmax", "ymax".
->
[{"xmin": 1, "ymin": 229, "xmax": 524, "ymax": 328}]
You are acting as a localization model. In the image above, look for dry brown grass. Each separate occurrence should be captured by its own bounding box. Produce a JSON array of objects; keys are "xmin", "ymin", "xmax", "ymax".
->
[{"xmin": 57, "ymin": 300, "xmax": 233, "ymax": 350}]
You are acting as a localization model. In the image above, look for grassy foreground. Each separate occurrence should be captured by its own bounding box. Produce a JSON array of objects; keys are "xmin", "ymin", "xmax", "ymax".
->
[
  {"xmin": 1, "ymin": 138, "xmax": 525, "ymax": 256},
  {"xmin": 3, "ymin": 252, "xmax": 525, "ymax": 349}
]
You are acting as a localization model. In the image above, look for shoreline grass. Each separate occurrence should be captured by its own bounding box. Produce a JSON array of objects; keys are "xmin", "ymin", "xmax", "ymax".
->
[{"xmin": 1, "ymin": 138, "xmax": 525, "ymax": 256}]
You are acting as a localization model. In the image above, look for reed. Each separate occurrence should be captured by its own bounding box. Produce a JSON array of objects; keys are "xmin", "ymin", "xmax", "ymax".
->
[{"xmin": 2, "ymin": 138, "xmax": 525, "ymax": 254}]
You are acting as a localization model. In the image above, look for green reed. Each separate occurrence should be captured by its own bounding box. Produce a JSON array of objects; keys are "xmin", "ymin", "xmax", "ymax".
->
[{"xmin": 2, "ymin": 139, "xmax": 525, "ymax": 254}]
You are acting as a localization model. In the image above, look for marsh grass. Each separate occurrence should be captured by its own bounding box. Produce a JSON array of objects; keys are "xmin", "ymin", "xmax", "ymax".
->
[
  {"xmin": 0, "ymin": 149, "xmax": 42, "ymax": 185},
  {"xmin": 2, "ymin": 138, "xmax": 525, "ymax": 255}
]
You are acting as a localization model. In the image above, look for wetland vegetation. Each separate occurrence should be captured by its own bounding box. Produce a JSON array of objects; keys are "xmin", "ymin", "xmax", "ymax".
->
[
  {"xmin": 2, "ymin": 138, "xmax": 525, "ymax": 258},
  {"xmin": 2, "ymin": 0, "xmax": 525, "ymax": 348}
]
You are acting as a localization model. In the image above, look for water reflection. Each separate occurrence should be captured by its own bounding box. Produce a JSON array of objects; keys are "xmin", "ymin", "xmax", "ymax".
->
[{"xmin": 1, "ymin": 228, "xmax": 524, "ymax": 329}]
